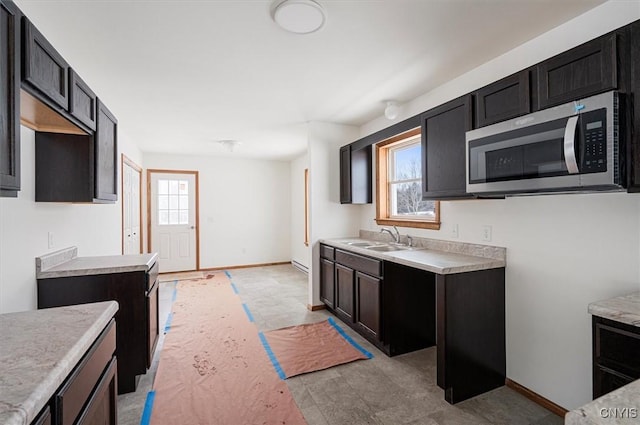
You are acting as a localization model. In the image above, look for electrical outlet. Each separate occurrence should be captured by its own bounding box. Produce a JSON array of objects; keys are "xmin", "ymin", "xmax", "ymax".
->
[
  {"xmin": 482, "ymin": 225, "xmax": 492, "ymax": 242},
  {"xmin": 48, "ymin": 232, "xmax": 54, "ymax": 249},
  {"xmin": 451, "ymin": 224, "xmax": 459, "ymax": 239}
]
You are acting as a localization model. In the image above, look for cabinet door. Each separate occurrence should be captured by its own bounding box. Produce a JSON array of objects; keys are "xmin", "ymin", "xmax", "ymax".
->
[
  {"xmin": 0, "ymin": 0, "xmax": 20, "ymax": 196},
  {"xmin": 95, "ymin": 100, "xmax": 118, "ymax": 201},
  {"xmin": 475, "ymin": 71, "xmax": 530, "ymax": 127},
  {"xmin": 23, "ymin": 17, "xmax": 70, "ymax": 109},
  {"xmin": 320, "ymin": 257, "xmax": 335, "ymax": 309},
  {"xmin": 146, "ymin": 280, "xmax": 159, "ymax": 368},
  {"xmin": 76, "ymin": 357, "xmax": 117, "ymax": 425},
  {"xmin": 355, "ymin": 272, "xmax": 381, "ymax": 341},
  {"xmin": 421, "ymin": 95, "xmax": 473, "ymax": 199},
  {"xmin": 630, "ymin": 21, "xmax": 640, "ymax": 192},
  {"xmin": 335, "ymin": 263, "xmax": 355, "ymax": 322},
  {"xmin": 339, "ymin": 145, "xmax": 351, "ymax": 203},
  {"xmin": 69, "ymin": 69, "xmax": 97, "ymax": 131},
  {"xmin": 537, "ymin": 34, "xmax": 617, "ymax": 109}
]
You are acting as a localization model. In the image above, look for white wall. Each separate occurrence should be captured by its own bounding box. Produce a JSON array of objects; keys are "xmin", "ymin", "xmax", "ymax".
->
[
  {"xmin": 290, "ymin": 153, "xmax": 310, "ymax": 270},
  {"xmin": 352, "ymin": 1, "xmax": 640, "ymax": 410},
  {"xmin": 0, "ymin": 126, "xmax": 143, "ymax": 314},
  {"xmin": 307, "ymin": 122, "xmax": 362, "ymax": 307},
  {"xmin": 144, "ymin": 153, "xmax": 291, "ymax": 269}
]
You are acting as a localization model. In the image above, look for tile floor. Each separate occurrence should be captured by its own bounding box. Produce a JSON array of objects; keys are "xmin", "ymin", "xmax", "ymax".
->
[{"xmin": 118, "ymin": 264, "xmax": 565, "ymax": 425}]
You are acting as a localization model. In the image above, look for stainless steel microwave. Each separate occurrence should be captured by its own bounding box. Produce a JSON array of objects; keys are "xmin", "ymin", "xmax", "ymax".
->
[{"xmin": 466, "ymin": 91, "xmax": 623, "ymax": 196}]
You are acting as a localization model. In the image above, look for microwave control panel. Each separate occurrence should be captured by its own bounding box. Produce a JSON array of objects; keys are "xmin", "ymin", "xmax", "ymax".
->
[{"xmin": 580, "ymin": 108, "xmax": 607, "ymax": 173}]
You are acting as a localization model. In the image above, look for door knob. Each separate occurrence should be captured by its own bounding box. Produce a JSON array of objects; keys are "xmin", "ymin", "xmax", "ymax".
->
[{"xmin": 190, "ymin": 226, "xmax": 195, "ymax": 229}]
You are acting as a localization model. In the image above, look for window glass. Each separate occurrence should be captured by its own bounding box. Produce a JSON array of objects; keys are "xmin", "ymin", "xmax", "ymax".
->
[
  {"xmin": 158, "ymin": 178, "xmax": 190, "ymax": 225},
  {"xmin": 375, "ymin": 130, "xmax": 440, "ymax": 230}
]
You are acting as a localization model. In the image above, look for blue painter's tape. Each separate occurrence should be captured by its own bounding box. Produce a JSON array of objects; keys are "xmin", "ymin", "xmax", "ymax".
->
[
  {"xmin": 259, "ymin": 332, "xmax": 287, "ymax": 380},
  {"xmin": 164, "ymin": 313, "xmax": 173, "ymax": 333},
  {"xmin": 231, "ymin": 282, "xmax": 239, "ymax": 294},
  {"xmin": 242, "ymin": 303, "xmax": 254, "ymax": 323},
  {"xmin": 224, "ymin": 270, "xmax": 232, "ymax": 279},
  {"xmin": 328, "ymin": 317, "xmax": 374, "ymax": 359},
  {"xmin": 171, "ymin": 280, "xmax": 178, "ymax": 302},
  {"xmin": 140, "ymin": 390, "xmax": 155, "ymax": 425}
]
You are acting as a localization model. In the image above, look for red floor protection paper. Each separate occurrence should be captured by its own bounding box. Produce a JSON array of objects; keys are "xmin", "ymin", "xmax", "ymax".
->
[
  {"xmin": 263, "ymin": 320, "xmax": 371, "ymax": 379},
  {"xmin": 150, "ymin": 274, "xmax": 307, "ymax": 425}
]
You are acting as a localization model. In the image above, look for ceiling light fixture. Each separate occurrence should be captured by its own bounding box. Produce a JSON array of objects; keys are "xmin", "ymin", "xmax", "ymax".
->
[
  {"xmin": 217, "ymin": 140, "xmax": 241, "ymax": 152},
  {"xmin": 384, "ymin": 101, "xmax": 400, "ymax": 120},
  {"xmin": 271, "ymin": 0, "xmax": 326, "ymax": 34}
]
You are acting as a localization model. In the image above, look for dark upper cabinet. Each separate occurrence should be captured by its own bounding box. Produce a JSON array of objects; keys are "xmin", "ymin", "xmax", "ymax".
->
[
  {"xmin": 1, "ymin": 0, "xmax": 20, "ymax": 197},
  {"xmin": 421, "ymin": 95, "xmax": 473, "ymax": 199},
  {"xmin": 537, "ymin": 34, "xmax": 617, "ymax": 109},
  {"xmin": 95, "ymin": 100, "xmax": 118, "ymax": 202},
  {"xmin": 629, "ymin": 21, "xmax": 640, "ymax": 192},
  {"xmin": 474, "ymin": 70, "xmax": 531, "ymax": 128},
  {"xmin": 69, "ymin": 69, "xmax": 97, "ymax": 131},
  {"xmin": 340, "ymin": 144, "xmax": 372, "ymax": 204},
  {"xmin": 35, "ymin": 101, "xmax": 118, "ymax": 203},
  {"xmin": 22, "ymin": 17, "xmax": 70, "ymax": 110},
  {"xmin": 339, "ymin": 145, "xmax": 351, "ymax": 203}
]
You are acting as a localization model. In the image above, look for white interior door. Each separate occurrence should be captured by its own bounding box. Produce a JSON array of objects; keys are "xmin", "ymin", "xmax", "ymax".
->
[
  {"xmin": 150, "ymin": 171, "xmax": 198, "ymax": 272},
  {"xmin": 122, "ymin": 160, "xmax": 142, "ymax": 255}
]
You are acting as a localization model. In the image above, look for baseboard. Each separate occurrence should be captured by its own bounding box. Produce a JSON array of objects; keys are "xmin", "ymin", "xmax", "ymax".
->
[
  {"xmin": 505, "ymin": 379, "xmax": 568, "ymax": 418},
  {"xmin": 198, "ymin": 261, "xmax": 291, "ymax": 272},
  {"xmin": 307, "ymin": 304, "xmax": 326, "ymax": 311}
]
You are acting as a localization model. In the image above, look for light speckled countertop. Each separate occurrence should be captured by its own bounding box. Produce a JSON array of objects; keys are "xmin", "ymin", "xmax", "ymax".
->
[
  {"xmin": 0, "ymin": 301, "xmax": 118, "ymax": 425},
  {"xmin": 565, "ymin": 292, "xmax": 640, "ymax": 424},
  {"xmin": 320, "ymin": 235, "xmax": 505, "ymax": 274},
  {"xmin": 36, "ymin": 246, "xmax": 158, "ymax": 279},
  {"xmin": 588, "ymin": 292, "xmax": 640, "ymax": 327},
  {"xmin": 565, "ymin": 379, "xmax": 640, "ymax": 425}
]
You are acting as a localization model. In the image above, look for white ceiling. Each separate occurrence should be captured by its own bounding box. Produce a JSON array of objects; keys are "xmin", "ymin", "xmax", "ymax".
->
[{"xmin": 16, "ymin": 0, "xmax": 605, "ymax": 160}]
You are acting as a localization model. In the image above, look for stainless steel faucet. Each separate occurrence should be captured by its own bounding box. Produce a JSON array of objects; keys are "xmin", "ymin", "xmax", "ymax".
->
[{"xmin": 380, "ymin": 226, "xmax": 401, "ymax": 243}]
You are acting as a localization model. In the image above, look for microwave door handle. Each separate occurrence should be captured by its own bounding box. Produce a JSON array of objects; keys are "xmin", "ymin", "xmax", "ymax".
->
[{"xmin": 563, "ymin": 116, "xmax": 580, "ymax": 174}]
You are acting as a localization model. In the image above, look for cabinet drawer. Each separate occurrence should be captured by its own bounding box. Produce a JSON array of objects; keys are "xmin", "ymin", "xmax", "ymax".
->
[
  {"xmin": 320, "ymin": 244, "xmax": 335, "ymax": 260},
  {"xmin": 595, "ymin": 320, "xmax": 640, "ymax": 377},
  {"xmin": 32, "ymin": 405, "xmax": 51, "ymax": 425},
  {"xmin": 56, "ymin": 319, "xmax": 116, "ymax": 425},
  {"xmin": 594, "ymin": 364, "xmax": 635, "ymax": 398},
  {"xmin": 335, "ymin": 249, "xmax": 382, "ymax": 277}
]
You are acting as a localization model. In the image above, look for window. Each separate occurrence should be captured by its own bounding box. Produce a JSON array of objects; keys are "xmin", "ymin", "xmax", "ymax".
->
[
  {"xmin": 376, "ymin": 128, "xmax": 440, "ymax": 229},
  {"xmin": 157, "ymin": 179, "xmax": 190, "ymax": 225}
]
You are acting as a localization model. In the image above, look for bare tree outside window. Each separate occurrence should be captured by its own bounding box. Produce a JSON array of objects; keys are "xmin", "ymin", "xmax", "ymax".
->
[{"xmin": 388, "ymin": 141, "xmax": 436, "ymax": 218}]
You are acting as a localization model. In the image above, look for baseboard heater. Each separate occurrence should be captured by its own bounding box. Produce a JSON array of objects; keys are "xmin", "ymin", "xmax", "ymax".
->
[{"xmin": 291, "ymin": 260, "xmax": 308, "ymax": 273}]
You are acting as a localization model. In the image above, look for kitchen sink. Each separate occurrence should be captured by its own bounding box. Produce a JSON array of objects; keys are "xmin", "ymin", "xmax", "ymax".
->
[
  {"xmin": 365, "ymin": 244, "xmax": 411, "ymax": 252},
  {"xmin": 345, "ymin": 242, "xmax": 373, "ymax": 247}
]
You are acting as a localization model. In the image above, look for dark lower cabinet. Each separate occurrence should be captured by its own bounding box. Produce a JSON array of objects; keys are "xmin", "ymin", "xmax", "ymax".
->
[
  {"xmin": 319, "ymin": 245, "xmax": 435, "ymax": 356},
  {"xmin": 32, "ymin": 407, "xmax": 51, "ymax": 425},
  {"xmin": 592, "ymin": 316, "xmax": 640, "ymax": 399},
  {"xmin": 320, "ymin": 257, "xmax": 335, "ymax": 309},
  {"xmin": 355, "ymin": 271, "xmax": 381, "ymax": 341},
  {"xmin": 421, "ymin": 95, "xmax": 473, "ymax": 200},
  {"xmin": 0, "ymin": 0, "xmax": 21, "ymax": 197},
  {"xmin": 38, "ymin": 262, "xmax": 159, "ymax": 395},
  {"xmin": 436, "ymin": 268, "xmax": 506, "ymax": 404},
  {"xmin": 537, "ymin": 33, "xmax": 617, "ymax": 109},
  {"xmin": 335, "ymin": 263, "xmax": 355, "ymax": 322}
]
